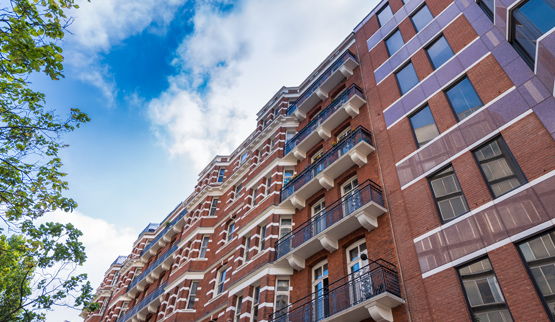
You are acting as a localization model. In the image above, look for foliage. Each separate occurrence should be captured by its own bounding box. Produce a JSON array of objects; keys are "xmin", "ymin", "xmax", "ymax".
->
[{"xmin": 0, "ymin": 0, "xmax": 98, "ymax": 321}]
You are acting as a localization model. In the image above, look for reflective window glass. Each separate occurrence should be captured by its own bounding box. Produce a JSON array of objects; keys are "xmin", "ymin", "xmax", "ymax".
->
[
  {"xmin": 385, "ymin": 29, "xmax": 405, "ymax": 55},
  {"xmin": 409, "ymin": 105, "xmax": 439, "ymax": 147},
  {"xmin": 377, "ymin": 4, "xmax": 394, "ymax": 26},
  {"xmin": 426, "ymin": 35, "xmax": 454, "ymax": 69},
  {"xmin": 478, "ymin": 0, "xmax": 494, "ymax": 21},
  {"xmin": 396, "ymin": 62, "xmax": 419, "ymax": 95},
  {"xmin": 445, "ymin": 77, "xmax": 483, "ymax": 121},
  {"xmin": 429, "ymin": 166, "xmax": 469, "ymax": 222},
  {"xmin": 411, "ymin": 5, "xmax": 434, "ymax": 32}
]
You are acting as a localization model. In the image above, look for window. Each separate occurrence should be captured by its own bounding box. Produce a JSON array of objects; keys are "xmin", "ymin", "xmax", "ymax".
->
[
  {"xmin": 347, "ymin": 239, "xmax": 368, "ymax": 275},
  {"xmin": 209, "ymin": 198, "xmax": 218, "ymax": 216},
  {"xmin": 252, "ymin": 188, "xmax": 258, "ymax": 207},
  {"xmin": 228, "ymin": 222, "xmax": 236, "ymax": 241},
  {"xmin": 426, "ymin": 35, "xmax": 454, "ymax": 69},
  {"xmin": 377, "ymin": 4, "xmax": 394, "ymax": 26},
  {"xmin": 512, "ymin": 0, "xmax": 555, "ymax": 68},
  {"xmin": 284, "ymin": 170, "xmax": 294, "ymax": 185},
  {"xmin": 274, "ymin": 280, "xmax": 290, "ymax": 318},
  {"xmin": 409, "ymin": 105, "xmax": 440, "ymax": 147},
  {"xmin": 241, "ymin": 152, "xmax": 249, "ymax": 164},
  {"xmin": 277, "ymin": 218, "xmax": 293, "ymax": 256},
  {"xmin": 445, "ymin": 77, "xmax": 483, "ymax": 121},
  {"xmin": 199, "ymin": 236, "xmax": 209, "ymax": 258},
  {"xmin": 473, "ymin": 137, "xmax": 526, "ymax": 198},
  {"xmin": 286, "ymin": 131, "xmax": 295, "ymax": 141},
  {"xmin": 385, "ymin": 29, "xmax": 405, "ymax": 56},
  {"xmin": 244, "ymin": 237, "xmax": 251, "ymax": 262},
  {"xmin": 518, "ymin": 230, "xmax": 555, "ymax": 319},
  {"xmin": 235, "ymin": 183, "xmax": 243, "ymax": 199},
  {"xmin": 111, "ymin": 270, "xmax": 120, "ymax": 285},
  {"xmin": 216, "ymin": 266, "xmax": 227, "ymax": 295},
  {"xmin": 274, "ymin": 108, "xmax": 279, "ymax": 116},
  {"xmin": 429, "ymin": 166, "xmax": 469, "ymax": 222},
  {"xmin": 458, "ymin": 258, "xmax": 514, "ymax": 322},
  {"xmin": 260, "ymin": 225, "xmax": 267, "ymax": 251},
  {"xmin": 312, "ymin": 198, "xmax": 326, "ymax": 234},
  {"xmin": 410, "ymin": 4, "xmax": 434, "ymax": 32},
  {"xmin": 313, "ymin": 261, "xmax": 330, "ymax": 320},
  {"xmin": 218, "ymin": 169, "xmax": 225, "ymax": 182},
  {"xmin": 396, "ymin": 62, "xmax": 419, "ymax": 95},
  {"xmin": 235, "ymin": 295, "xmax": 243, "ymax": 322},
  {"xmin": 311, "ymin": 148, "xmax": 324, "ymax": 163},
  {"xmin": 265, "ymin": 176, "xmax": 272, "ymax": 195},
  {"xmin": 478, "ymin": 0, "xmax": 494, "ymax": 21},
  {"xmin": 117, "ymin": 302, "xmax": 129, "ymax": 320},
  {"xmin": 280, "ymin": 218, "xmax": 292, "ymax": 238},
  {"xmin": 252, "ymin": 286, "xmax": 260, "ymax": 322},
  {"xmin": 270, "ymin": 138, "xmax": 276, "ymax": 151},
  {"xmin": 187, "ymin": 281, "xmax": 199, "ymax": 309}
]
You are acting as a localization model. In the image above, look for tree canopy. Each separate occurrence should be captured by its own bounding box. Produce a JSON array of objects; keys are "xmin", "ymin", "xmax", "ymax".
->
[{"xmin": 0, "ymin": 0, "xmax": 97, "ymax": 320}]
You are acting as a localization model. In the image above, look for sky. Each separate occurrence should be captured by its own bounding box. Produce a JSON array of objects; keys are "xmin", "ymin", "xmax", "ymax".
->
[{"xmin": 35, "ymin": 0, "xmax": 380, "ymax": 320}]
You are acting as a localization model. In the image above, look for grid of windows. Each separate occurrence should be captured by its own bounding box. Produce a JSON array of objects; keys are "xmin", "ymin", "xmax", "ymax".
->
[
  {"xmin": 377, "ymin": 4, "xmax": 394, "ymax": 26},
  {"xmin": 429, "ymin": 166, "xmax": 469, "ymax": 222},
  {"xmin": 473, "ymin": 137, "xmax": 526, "ymax": 198},
  {"xmin": 396, "ymin": 62, "xmax": 419, "ymax": 95},
  {"xmin": 385, "ymin": 29, "xmax": 404, "ymax": 56},
  {"xmin": 187, "ymin": 281, "xmax": 199, "ymax": 310},
  {"xmin": 518, "ymin": 231, "xmax": 555, "ymax": 319},
  {"xmin": 409, "ymin": 105, "xmax": 439, "ymax": 147},
  {"xmin": 445, "ymin": 77, "xmax": 483, "ymax": 121},
  {"xmin": 411, "ymin": 4, "xmax": 434, "ymax": 32},
  {"xmin": 426, "ymin": 35, "xmax": 454, "ymax": 69},
  {"xmin": 458, "ymin": 258, "xmax": 513, "ymax": 322}
]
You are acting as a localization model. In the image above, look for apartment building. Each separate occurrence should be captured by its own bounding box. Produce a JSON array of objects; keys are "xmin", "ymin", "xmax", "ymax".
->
[{"xmin": 82, "ymin": 0, "xmax": 555, "ymax": 321}]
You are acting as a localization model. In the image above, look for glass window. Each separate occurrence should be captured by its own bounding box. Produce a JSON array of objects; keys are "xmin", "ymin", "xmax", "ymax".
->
[
  {"xmin": 218, "ymin": 168, "xmax": 225, "ymax": 182},
  {"xmin": 252, "ymin": 188, "xmax": 258, "ymax": 206},
  {"xmin": 241, "ymin": 152, "xmax": 249, "ymax": 164},
  {"xmin": 377, "ymin": 4, "xmax": 394, "ymax": 26},
  {"xmin": 199, "ymin": 236, "xmax": 209, "ymax": 258},
  {"xmin": 396, "ymin": 62, "xmax": 419, "ymax": 95},
  {"xmin": 385, "ymin": 29, "xmax": 405, "ymax": 56},
  {"xmin": 458, "ymin": 258, "xmax": 513, "ymax": 322},
  {"xmin": 518, "ymin": 231, "xmax": 555, "ymax": 319},
  {"xmin": 445, "ymin": 77, "xmax": 483, "ymax": 121},
  {"xmin": 286, "ymin": 131, "xmax": 295, "ymax": 141},
  {"xmin": 473, "ymin": 137, "xmax": 527, "ymax": 198},
  {"xmin": 265, "ymin": 176, "xmax": 272, "ymax": 195},
  {"xmin": 429, "ymin": 166, "xmax": 469, "ymax": 222},
  {"xmin": 478, "ymin": 0, "xmax": 494, "ymax": 21},
  {"xmin": 275, "ymin": 280, "xmax": 290, "ymax": 318},
  {"xmin": 187, "ymin": 281, "xmax": 199, "ymax": 309},
  {"xmin": 260, "ymin": 225, "xmax": 267, "ymax": 251},
  {"xmin": 228, "ymin": 222, "xmax": 236, "ymax": 241},
  {"xmin": 252, "ymin": 286, "xmax": 260, "ymax": 322},
  {"xmin": 235, "ymin": 295, "xmax": 242, "ymax": 322},
  {"xmin": 409, "ymin": 105, "xmax": 440, "ymax": 147},
  {"xmin": 512, "ymin": 0, "xmax": 555, "ymax": 68},
  {"xmin": 235, "ymin": 183, "xmax": 243, "ymax": 199},
  {"xmin": 209, "ymin": 198, "xmax": 218, "ymax": 216},
  {"xmin": 244, "ymin": 237, "xmax": 251, "ymax": 262},
  {"xmin": 411, "ymin": 4, "xmax": 434, "ymax": 32},
  {"xmin": 426, "ymin": 35, "xmax": 454, "ymax": 69},
  {"xmin": 284, "ymin": 170, "xmax": 294, "ymax": 185},
  {"xmin": 216, "ymin": 266, "xmax": 227, "ymax": 295}
]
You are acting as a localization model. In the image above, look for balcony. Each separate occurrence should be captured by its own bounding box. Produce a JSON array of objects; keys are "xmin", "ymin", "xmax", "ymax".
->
[
  {"xmin": 275, "ymin": 180, "xmax": 386, "ymax": 271},
  {"xmin": 285, "ymin": 84, "xmax": 366, "ymax": 161},
  {"xmin": 280, "ymin": 126, "xmax": 374, "ymax": 210},
  {"xmin": 139, "ymin": 210, "xmax": 187, "ymax": 259},
  {"xmin": 128, "ymin": 244, "xmax": 178, "ymax": 295},
  {"xmin": 288, "ymin": 51, "xmax": 359, "ymax": 121},
  {"xmin": 269, "ymin": 260, "xmax": 404, "ymax": 322},
  {"xmin": 120, "ymin": 282, "xmax": 167, "ymax": 322}
]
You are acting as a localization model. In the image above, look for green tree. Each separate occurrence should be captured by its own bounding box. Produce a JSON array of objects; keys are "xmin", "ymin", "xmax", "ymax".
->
[{"xmin": 0, "ymin": 0, "xmax": 97, "ymax": 320}]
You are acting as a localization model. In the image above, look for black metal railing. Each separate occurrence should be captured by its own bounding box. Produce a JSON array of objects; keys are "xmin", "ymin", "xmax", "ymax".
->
[
  {"xmin": 269, "ymin": 259, "xmax": 400, "ymax": 322},
  {"xmin": 285, "ymin": 84, "xmax": 364, "ymax": 155},
  {"xmin": 280, "ymin": 126, "xmax": 373, "ymax": 202},
  {"xmin": 275, "ymin": 180, "xmax": 383, "ymax": 260},
  {"xmin": 140, "ymin": 210, "xmax": 187, "ymax": 257},
  {"xmin": 288, "ymin": 51, "xmax": 358, "ymax": 116},
  {"xmin": 120, "ymin": 282, "xmax": 167, "ymax": 322},
  {"xmin": 128, "ymin": 244, "xmax": 178, "ymax": 291}
]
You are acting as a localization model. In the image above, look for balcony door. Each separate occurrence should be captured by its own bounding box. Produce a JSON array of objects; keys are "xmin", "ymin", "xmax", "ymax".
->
[
  {"xmin": 312, "ymin": 199, "xmax": 326, "ymax": 237},
  {"xmin": 313, "ymin": 262, "xmax": 329, "ymax": 321},
  {"xmin": 342, "ymin": 177, "xmax": 360, "ymax": 216},
  {"xmin": 347, "ymin": 240, "xmax": 371, "ymax": 305}
]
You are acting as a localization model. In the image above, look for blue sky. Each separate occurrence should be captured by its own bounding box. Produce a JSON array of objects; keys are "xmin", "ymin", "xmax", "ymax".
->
[{"xmin": 38, "ymin": 0, "xmax": 380, "ymax": 320}]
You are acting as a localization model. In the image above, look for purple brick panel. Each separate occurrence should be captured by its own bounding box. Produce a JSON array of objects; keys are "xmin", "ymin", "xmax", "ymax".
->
[
  {"xmin": 533, "ymin": 97, "xmax": 555, "ymax": 138},
  {"xmin": 536, "ymin": 30, "xmax": 555, "ymax": 96}
]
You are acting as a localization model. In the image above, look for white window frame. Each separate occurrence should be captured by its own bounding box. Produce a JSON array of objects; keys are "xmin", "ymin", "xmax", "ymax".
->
[
  {"xmin": 259, "ymin": 225, "xmax": 267, "ymax": 251},
  {"xmin": 235, "ymin": 183, "xmax": 243, "ymax": 200},
  {"xmin": 252, "ymin": 188, "xmax": 258, "ymax": 207},
  {"xmin": 187, "ymin": 281, "xmax": 199, "ymax": 310},
  {"xmin": 265, "ymin": 176, "xmax": 272, "ymax": 195},
  {"xmin": 280, "ymin": 218, "xmax": 292, "ymax": 239},
  {"xmin": 216, "ymin": 266, "xmax": 227, "ymax": 296},
  {"xmin": 218, "ymin": 169, "xmax": 225, "ymax": 182},
  {"xmin": 244, "ymin": 236, "xmax": 251, "ymax": 262},
  {"xmin": 235, "ymin": 295, "xmax": 243, "ymax": 322},
  {"xmin": 251, "ymin": 285, "xmax": 261, "ymax": 322},
  {"xmin": 228, "ymin": 221, "xmax": 236, "ymax": 241},
  {"xmin": 199, "ymin": 236, "xmax": 209, "ymax": 258},
  {"xmin": 274, "ymin": 279, "xmax": 291, "ymax": 318},
  {"xmin": 209, "ymin": 198, "xmax": 218, "ymax": 216},
  {"xmin": 241, "ymin": 152, "xmax": 249, "ymax": 164}
]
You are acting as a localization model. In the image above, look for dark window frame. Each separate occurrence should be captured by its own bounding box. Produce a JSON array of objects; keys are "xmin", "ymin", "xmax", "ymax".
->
[
  {"xmin": 408, "ymin": 104, "xmax": 440, "ymax": 148},
  {"xmin": 410, "ymin": 3, "xmax": 434, "ymax": 33},
  {"xmin": 427, "ymin": 164, "xmax": 470, "ymax": 224},
  {"xmin": 444, "ymin": 75, "xmax": 484, "ymax": 122},
  {"xmin": 425, "ymin": 34, "xmax": 455, "ymax": 70},
  {"xmin": 377, "ymin": 3, "xmax": 394, "ymax": 27},
  {"xmin": 385, "ymin": 29, "xmax": 405, "ymax": 56},
  {"xmin": 395, "ymin": 60, "xmax": 419, "ymax": 96},
  {"xmin": 471, "ymin": 136, "xmax": 528, "ymax": 199},
  {"xmin": 477, "ymin": 0, "xmax": 494, "ymax": 21}
]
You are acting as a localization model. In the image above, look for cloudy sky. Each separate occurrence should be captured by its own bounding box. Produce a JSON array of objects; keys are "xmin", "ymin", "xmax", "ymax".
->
[{"xmin": 36, "ymin": 0, "xmax": 380, "ymax": 320}]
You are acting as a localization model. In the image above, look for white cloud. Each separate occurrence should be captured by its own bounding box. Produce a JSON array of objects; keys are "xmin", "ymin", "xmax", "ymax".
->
[
  {"xmin": 39, "ymin": 210, "xmax": 137, "ymax": 322},
  {"xmin": 148, "ymin": 0, "xmax": 379, "ymax": 170}
]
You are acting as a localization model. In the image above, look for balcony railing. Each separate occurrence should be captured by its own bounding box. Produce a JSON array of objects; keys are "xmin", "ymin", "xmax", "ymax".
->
[
  {"xmin": 280, "ymin": 126, "xmax": 373, "ymax": 202},
  {"xmin": 111, "ymin": 255, "xmax": 127, "ymax": 267},
  {"xmin": 120, "ymin": 282, "xmax": 167, "ymax": 322},
  {"xmin": 138, "ymin": 223, "xmax": 159, "ymax": 238},
  {"xmin": 275, "ymin": 180, "xmax": 383, "ymax": 260},
  {"xmin": 285, "ymin": 84, "xmax": 364, "ymax": 155},
  {"xmin": 140, "ymin": 210, "xmax": 187, "ymax": 257},
  {"xmin": 269, "ymin": 259, "xmax": 401, "ymax": 322},
  {"xmin": 128, "ymin": 244, "xmax": 178, "ymax": 291},
  {"xmin": 288, "ymin": 51, "xmax": 358, "ymax": 116}
]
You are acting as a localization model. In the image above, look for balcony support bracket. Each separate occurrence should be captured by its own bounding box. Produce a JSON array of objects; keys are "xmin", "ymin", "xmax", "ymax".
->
[
  {"xmin": 147, "ymin": 304, "xmax": 158, "ymax": 314},
  {"xmin": 356, "ymin": 210, "xmax": 379, "ymax": 231},
  {"xmin": 146, "ymin": 275, "xmax": 154, "ymax": 284},
  {"xmin": 157, "ymin": 240, "xmax": 167, "ymax": 248},
  {"xmin": 136, "ymin": 284, "xmax": 145, "ymax": 292},
  {"xmin": 293, "ymin": 148, "xmax": 306, "ymax": 161},
  {"xmin": 339, "ymin": 65, "xmax": 354, "ymax": 78},
  {"xmin": 290, "ymin": 195, "xmax": 306, "ymax": 210},
  {"xmin": 319, "ymin": 235, "xmax": 338, "ymax": 252},
  {"xmin": 287, "ymin": 255, "xmax": 305, "ymax": 271},
  {"xmin": 318, "ymin": 174, "xmax": 334, "ymax": 190},
  {"xmin": 345, "ymin": 102, "xmax": 360, "ymax": 118},
  {"xmin": 365, "ymin": 301, "xmax": 394, "ymax": 322},
  {"xmin": 163, "ymin": 234, "xmax": 171, "ymax": 243},
  {"xmin": 315, "ymin": 88, "xmax": 328, "ymax": 101},
  {"xmin": 350, "ymin": 150, "xmax": 368, "ymax": 167},
  {"xmin": 294, "ymin": 109, "xmax": 306, "ymax": 122},
  {"xmin": 317, "ymin": 127, "xmax": 331, "ymax": 140},
  {"xmin": 172, "ymin": 225, "xmax": 181, "ymax": 233},
  {"xmin": 161, "ymin": 262, "xmax": 171, "ymax": 271},
  {"xmin": 149, "ymin": 248, "xmax": 157, "ymax": 256},
  {"xmin": 137, "ymin": 313, "xmax": 146, "ymax": 321}
]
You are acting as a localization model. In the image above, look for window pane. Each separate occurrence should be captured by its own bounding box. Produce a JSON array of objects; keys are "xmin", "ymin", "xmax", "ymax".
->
[
  {"xmin": 396, "ymin": 62, "xmax": 419, "ymax": 95},
  {"xmin": 410, "ymin": 106, "xmax": 439, "ymax": 147},
  {"xmin": 378, "ymin": 4, "xmax": 394, "ymax": 26},
  {"xmin": 478, "ymin": 0, "xmax": 494, "ymax": 20},
  {"xmin": 426, "ymin": 36, "xmax": 454, "ymax": 69},
  {"xmin": 277, "ymin": 280, "xmax": 289, "ymax": 291},
  {"xmin": 473, "ymin": 137, "xmax": 526, "ymax": 198},
  {"xmin": 430, "ymin": 166, "xmax": 469, "ymax": 222},
  {"xmin": 411, "ymin": 5, "xmax": 434, "ymax": 32},
  {"xmin": 445, "ymin": 77, "xmax": 483, "ymax": 121},
  {"xmin": 385, "ymin": 30, "xmax": 404, "ymax": 55}
]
